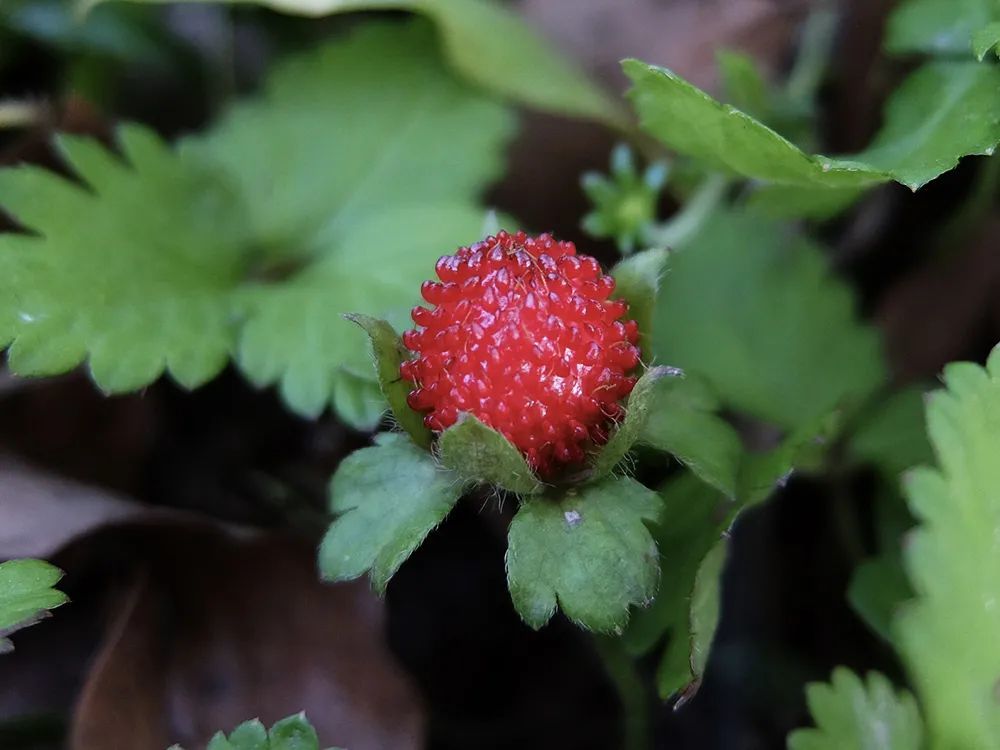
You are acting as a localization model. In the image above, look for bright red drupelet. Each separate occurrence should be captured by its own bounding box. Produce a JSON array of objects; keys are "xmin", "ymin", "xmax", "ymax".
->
[{"xmin": 400, "ymin": 231, "xmax": 641, "ymax": 479}]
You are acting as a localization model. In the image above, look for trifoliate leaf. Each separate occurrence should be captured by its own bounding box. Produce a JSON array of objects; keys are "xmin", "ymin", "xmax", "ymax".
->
[
  {"xmin": 652, "ymin": 209, "xmax": 885, "ymax": 430},
  {"xmin": 973, "ymin": 21, "xmax": 1000, "ymax": 60},
  {"xmin": 895, "ymin": 348, "xmax": 1000, "ymax": 748},
  {"xmin": 0, "ymin": 559, "xmax": 69, "ymax": 653},
  {"xmin": 438, "ymin": 414, "xmax": 543, "ymax": 496},
  {"xmin": 505, "ymin": 477, "xmax": 662, "ymax": 632},
  {"xmin": 0, "ymin": 23, "xmax": 516, "ymax": 429},
  {"xmin": 80, "ymin": 0, "xmax": 624, "ymax": 127},
  {"xmin": 590, "ymin": 366, "xmax": 673, "ymax": 479},
  {"xmin": 787, "ymin": 669, "xmax": 923, "ymax": 750},
  {"xmin": 0, "ymin": 125, "xmax": 248, "ymax": 393},
  {"xmin": 624, "ymin": 58, "xmax": 1000, "ymax": 191},
  {"xmin": 171, "ymin": 712, "xmax": 342, "ymax": 750},
  {"xmin": 344, "ymin": 314, "xmax": 432, "ymax": 449},
  {"xmin": 609, "ymin": 246, "xmax": 668, "ymax": 354},
  {"xmin": 319, "ymin": 433, "xmax": 463, "ymax": 593},
  {"xmin": 886, "ymin": 0, "xmax": 997, "ymax": 57}
]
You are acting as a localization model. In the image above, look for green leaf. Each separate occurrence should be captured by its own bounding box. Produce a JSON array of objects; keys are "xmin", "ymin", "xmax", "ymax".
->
[
  {"xmin": 886, "ymin": 0, "xmax": 997, "ymax": 57},
  {"xmin": 848, "ymin": 386, "xmax": 934, "ymax": 481},
  {"xmin": 747, "ymin": 184, "xmax": 866, "ymax": 221},
  {"xmin": 0, "ymin": 23, "xmax": 515, "ymax": 428},
  {"xmin": 79, "ymin": 0, "xmax": 624, "ymax": 127},
  {"xmin": 505, "ymin": 477, "xmax": 662, "ymax": 632},
  {"xmin": 319, "ymin": 432, "xmax": 463, "ymax": 593},
  {"xmin": 652, "ymin": 209, "xmax": 885, "ymax": 430},
  {"xmin": 848, "ymin": 554, "xmax": 912, "ymax": 644},
  {"xmin": 437, "ymin": 414, "xmax": 543, "ymax": 496},
  {"xmin": 590, "ymin": 366, "xmax": 673, "ymax": 479},
  {"xmin": 624, "ymin": 58, "xmax": 1000, "ymax": 191},
  {"xmin": 895, "ymin": 348, "xmax": 1000, "ymax": 748},
  {"xmin": 343, "ymin": 314, "xmax": 432, "ymax": 449},
  {"xmin": 717, "ymin": 50, "xmax": 768, "ymax": 119},
  {"xmin": 609, "ymin": 246, "xmax": 668, "ymax": 354},
  {"xmin": 973, "ymin": 21, "xmax": 1000, "ymax": 60},
  {"xmin": 787, "ymin": 669, "xmax": 923, "ymax": 750},
  {"xmin": 0, "ymin": 125, "xmax": 247, "ymax": 393},
  {"xmin": 0, "ymin": 559, "xmax": 69, "ymax": 654},
  {"xmin": 171, "ymin": 713, "xmax": 340, "ymax": 750},
  {"xmin": 688, "ymin": 539, "xmax": 726, "ymax": 679}
]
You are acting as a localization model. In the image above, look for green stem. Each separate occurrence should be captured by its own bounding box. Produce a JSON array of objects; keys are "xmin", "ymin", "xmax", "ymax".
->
[
  {"xmin": 592, "ymin": 634, "xmax": 649, "ymax": 750},
  {"xmin": 644, "ymin": 174, "xmax": 728, "ymax": 250}
]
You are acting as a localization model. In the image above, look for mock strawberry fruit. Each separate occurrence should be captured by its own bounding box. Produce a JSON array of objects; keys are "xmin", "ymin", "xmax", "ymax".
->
[{"xmin": 400, "ymin": 231, "xmax": 641, "ymax": 479}]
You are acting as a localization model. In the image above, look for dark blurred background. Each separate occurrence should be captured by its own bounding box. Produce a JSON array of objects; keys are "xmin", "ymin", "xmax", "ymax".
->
[{"xmin": 2, "ymin": 1, "xmax": 998, "ymax": 748}]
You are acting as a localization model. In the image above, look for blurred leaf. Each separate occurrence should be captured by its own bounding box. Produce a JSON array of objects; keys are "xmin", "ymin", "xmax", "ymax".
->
[
  {"xmin": 973, "ymin": 21, "xmax": 1000, "ymax": 60},
  {"xmin": 610, "ymin": 246, "xmax": 668, "ymax": 354},
  {"xmin": 0, "ymin": 23, "xmax": 514, "ymax": 429},
  {"xmin": 81, "ymin": 0, "xmax": 624, "ymax": 126},
  {"xmin": 0, "ymin": 559, "xmax": 68, "ymax": 654},
  {"xmin": 319, "ymin": 433, "xmax": 463, "ymax": 593},
  {"xmin": 438, "ymin": 413, "xmax": 543, "ymax": 495},
  {"xmin": 0, "ymin": 125, "xmax": 249, "ymax": 393},
  {"xmin": 652, "ymin": 209, "xmax": 885, "ymax": 430},
  {"xmin": 717, "ymin": 50, "xmax": 768, "ymax": 119},
  {"xmin": 895, "ymin": 348, "xmax": 1000, "ymax": 747},
  {"xmin": 848, "ymin": 386, "xmax": 933, "ymax": 481},
  {"xmin": 787, "ymin": 669, "xmax": 923, "ymax": 750},
  {"xmin": 848, "ymin": 554, "xmax": 912, "ymax": 644},
  {"xmin": 747, "ymin": 184, "xmax": 865, "ymax": 220},
  {"xmin": 590, "ymin": 366, "xmax": 673, "ymax": 479},
  {"xmin": 688, "ymin": 539, "xmax": 726, "ymax": 679},
  {"xmin": 344, "ymin": 314, "xmax": 432, "ymax": 448},
  {"xmin": 170, "ymin": 712, "xmax": 344, "ymax": 750},
  {"xmin": 886, "ymin": 0, "xmax": 997, "ymax": 57},
  {"xmin": 505, "ymin": 477, "xmax": 662, "ymax": 632},
  {"xmin": 624, "ymin": 59, "xmax": 1000, "ymax": 191}
]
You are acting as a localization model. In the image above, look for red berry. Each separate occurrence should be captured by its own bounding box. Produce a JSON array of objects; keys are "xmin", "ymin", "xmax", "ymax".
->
[{"xmin": 401, "ymin": 231, "xmax": 641, "ymax": 479}]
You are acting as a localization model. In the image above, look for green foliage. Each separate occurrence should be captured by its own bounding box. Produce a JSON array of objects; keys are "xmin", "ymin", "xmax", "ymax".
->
[
  {"xmin": 80, "ymin": 0, "xmax": 623, "ymax": 126},
  {"xmin": 581, "ymin": 144, "xmax": 668, "ymax": 253},
  {"xmin": 0, "ymin": 559, "xmax": 68, "ymax": 654},
  {"xmin": 895, "ymin": 348, "xmax": 1000, "ymax": 748},
  {"xmin": 848, "ymin": 386, "xmax": 934, "ymax": 481},
  {"xmin": 169, "ymin": 712, "xmax": 341, "ymax": 750},
  {"xmin": 438, "ymin": 414, "xmax": 543, "ymax": 496},
  {"xmin": 651, "ymin": 209, "xmax": 885, "ymax": 430},
  {"xmin": 319, "ymin": 433, "xmax": 463, "ymax": 593},
  {"xmin": 609, "ymin": 246, "xmax": 668, "ymax": 354},
  {"xmin": 505, "ymin": 477, "xmax": 662, "ymax": 632},
  {"xmin": 886, "ymin": 0, "xmax": 998, "ymax": 57},
  {"xmin": 0, "ymin": 22, "xmax": 513, "ymax": 428},
  {"xmin": 344, "ymin": 314, "xmax": 432, "ymax": 449},
  {"xmin": 688, "ymin": 539, "xmax": 726, "ymax": 679},
  {"xmin": 787, "ymin": 669, "xmax": 923, "ymax": 750},
  {"xmin": 624, "ymin": 58, "xmax": 1000, "ymax": 192},
  {"xmin": 973, "ymin": 21, "xmax": 1000, "ymax": 60},
  {"xmin": 589, "ymin": 366, "xmax": 672, "ymax": 479}
]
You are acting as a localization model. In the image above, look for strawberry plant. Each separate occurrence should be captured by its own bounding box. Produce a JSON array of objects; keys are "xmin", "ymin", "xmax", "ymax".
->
[{"xmin": 1, "ymin": 0, "xmax": 1000, "ymax": 749}]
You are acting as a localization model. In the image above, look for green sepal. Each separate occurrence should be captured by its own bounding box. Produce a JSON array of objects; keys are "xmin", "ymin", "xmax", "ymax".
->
[
  {"xmin": 319, "ymin": 433, "xmax": 463, "ymax": 594},
  {"xmin": 343, "ymin": 313, "xmax": 432, "ymax": 448},
  {"xmin": 0, "ymin": 559, "xmax": 69, "ymax": 654},
  {"xmin": 505, "ymin": 476, "xmax": 662, "ymax": 633},
  {"xmin": 589, "ymin": 365, "xmax": 676, "ymax": 479},
  {"xmin": 437, "ymin": 413, "xmax": 543, "ymax": 496},
  {"xmin": 173, "ymin": 712, "xmax": 341, "ymax": 750},
  {"xmin": 610, "ymin": 247, "xmax": 669, "ymax": 355}
]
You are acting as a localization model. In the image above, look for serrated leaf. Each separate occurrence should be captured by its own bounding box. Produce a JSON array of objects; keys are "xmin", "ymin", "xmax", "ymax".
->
[
  {"xmin": 319, "ymin": 432, "xmax": 463, "ymax": 593},
  {"xmin": 0, "ymin": 125, "xmax": 247, "ymax": 392},
  {"xmin": 343, "ymin": 314, "xmax": 432, "ymax": 448},
  {"xmin": 652, "ymin": 209, "xmax": 885, "ymax": 430},
  {"xmin": 172, "ymin": 713, "xmax": 340, "ymax": 750},
  {"xmin": 886, "ymin": 0, "xmax": 997, "ymax": 57},
  {"xmin": 787, "ymin": 669, "xmax": 923, "ymax": 750},
  {"xmin": 80, "ymin": 0, "xmax": 624, "ymax": 127},
  {"xmin": 0, "ymin": 559, "xmax": 69, "ymax": 653},
  {"xmin": 624, "ymin": 58, "xmax": 1000, "ymax": 191},
  {"xmin": 0, "ymin": 23, "xmax": 516, "ymax": 429},
  {"xmin": 505, "ymin": 477, "xmax": 662, "ymax": 632},
  {"xmin": 590, "ymin": 366, "xmax": 673, "ymax": 479},
  {"xmin": 894, "ymin": 348, "xmax": 1000, "ymax": 748},
  {"xmin": 437, "ymin": 413, "xmax": 543, "ymax": 496},
  {"xmin": 973, "ymin": 21, "xmax": 1000, "ymax": 60},
  {"xmin": 609, "ymin": 246, "xmax": 668, "ymax": 354}
]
